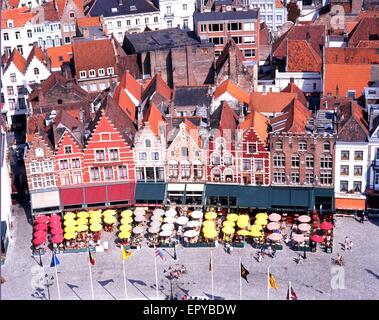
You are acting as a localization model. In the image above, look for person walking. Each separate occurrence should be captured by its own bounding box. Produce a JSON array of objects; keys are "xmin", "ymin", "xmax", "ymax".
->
[
  {"xmin": 344, "ymin": 236, "xmax": 350, "ymax": 250},
  {"xmin": 267, "ymin": 245, "xmax": 273, "ymax": 258},
  {"xmin": 349, "ymin": 240, "xmax": 353, "ymax": 251},
  {"xmin": 257, "ymin": 251, "xmax": 263, "ymax": 262},
  {"xmin": 297, "ymin": 254, "xmax": 304, "ymax": 265}
]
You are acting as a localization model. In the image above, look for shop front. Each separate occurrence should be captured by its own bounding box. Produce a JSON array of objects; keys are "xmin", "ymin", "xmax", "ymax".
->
[
  {"xmin": 205, "ymin": 184, "xmax": 239, "ymax": 208},
  {"xmin": 1, "ymin": 221, "xmax": 9, "ymax": 264},
  {"xmin": 335, "ymin": 197, "xmax": 366, "ymax": 215},
  {"xmin": 30, "ymin": 189, "xmax": 60, "ymax": 215},
  {"xmin": 135, "ymin": 182, "xmax": 166, "ymax": 205},
  {"xmin": 166, "ymin": 183, "xmax": 205, "ymax": 206}
]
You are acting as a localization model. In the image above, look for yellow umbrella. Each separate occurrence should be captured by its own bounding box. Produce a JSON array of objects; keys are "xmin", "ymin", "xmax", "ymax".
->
[
  {"xmin": 203, "ymin": 229, "xmax": 218, "ymax": 239},
  {"xmin": 89, "ymin": 217, "xmax": 102, "ymax": 225},
  {"xmin": 90, "ymin": 224, "xmax": 102, "ymax": 232},
  {"xmin": 89, "ymin": 210, "xmax": 102, "ymax": 218},
  {"xmin": 103, "ymin": 209, "xmax": 116, "ymax": 216},
  {"xmin": 104, "ymin": 215, "xmax": 116, "ymax": 225},
  {"xmin": 205, "ymin": 211, "xmax": 217, "ymax": 220},
  {"xmin": 223, "ymin": 220, "xmax": 235, "ymax": 227},
  {"xmin": 64, "ymin": 219, "xmax": 77, "ymax": 227},
  {"xmin": 64, "ymin": 226, "xmax": 76, "ymax": 233},
  {"xmin": 76, "ymin": 218, "xmax": 88, "ymax": 225},
  {"xmin": 226, "ymin": 214, "xmax": 239, "ymax": 222},
  {"xmin": 255, "ymin": 218, "xmax": 268, "ymax": 226},
  {"xmin": 119, "ymin": 224, "xmax": 132, "ymax": 232},
  {"xmin": 77, "ymin": 211, "xmax": 89, "ymax": 219},
  {"xmin": 250, "ymin": 224, "xmax": 262, "ymax": 232},
  {"xmin": 64, "ymin": 232, "xmax": 76, "ymax": 240},
  {"xmin": 256, "ymin": 213, "xmax": 268, "ymax": 219},
  {"xmin": 250, "ymin": 230, "xmax": 263, "ymax": 237},
  {"xmin": 237, "ymin": 229, "xmax": 251, "ymax": 236},
  {"xmin": 64, "ymin": 212, "xmax": 76, "ymax": 220},
  {"xmin": 121, "ymin": 210, "xmax": 133, "ymax": 218},
  {"xmin": 120, "ymin": 217, "xmax": 133, "ymax": 224},
  {"xmin": 202, "ymin": 225, "xmax": 217, "ymax": 233},
  {"xmin": 237, "ymin": 219, "xmax": 249, "ymax": 229},
  {"xmin": 203, "ymin": 220, "xmax": 216, "ymax": 228},
  {"xmin": 238, "ymin": 214, "xmax": 250, "ymax": 221},
  {"xmin": 222, "ymin": 226, "xmax": 235, "ymax": 235},
  {"xmin": 118, "ymin": 231, "xmax": 131, "ymax": 239},
  {"xmin": 76, "ymin": 224, "xmax": 89, "ymax": 232}
]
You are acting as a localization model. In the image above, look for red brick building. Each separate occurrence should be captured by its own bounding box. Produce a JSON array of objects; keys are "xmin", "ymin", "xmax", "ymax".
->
[{"xmin": 194, "ymin": 4, "xmax": 260, "ymax": 63}]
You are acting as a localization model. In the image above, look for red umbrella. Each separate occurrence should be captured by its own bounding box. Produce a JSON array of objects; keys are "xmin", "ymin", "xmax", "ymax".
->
[
  {"xmin": 34, "ymin": 223, "xmax": 48, "ymax": 231},
  {"xmin": 33, "ymin": 237, "xmax": 46, "ymax": 246},
  {"xmin": 51, "ymin": 228, "xmax": 64, "ymax": 235},
  {"xmin": 49, "ymin": 215, "xmax": 62, "ymax": 222},
  {"xmin": 51, "ymin": 234, "xmax": 64, "ymax": 243},
  {"xmin": 310, "ymin": 234, "xmax": 324, "ymax": 243},
  {"xmin": 33, "ymin": 230, "xmax": 47, "ymax": 238},
  {"xmin": 49, "ymin": 221, "xmax": 62, "ymax": 229},
  {"xmin": 34, "ymin": 215, "xmax": 49, "ymax": 224},
  {"xmin": 320, "ymin": 221, "xmax": 333, "ymax": 230}
]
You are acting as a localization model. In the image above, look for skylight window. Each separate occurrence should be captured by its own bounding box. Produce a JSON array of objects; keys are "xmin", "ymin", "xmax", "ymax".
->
[
  {"xmin": 111, "ymin": 7, "xmax": 118, "ymax": 13},
  {"xmin": 130, "ymin": 5, "xmax": 137, "ymax": 11}
]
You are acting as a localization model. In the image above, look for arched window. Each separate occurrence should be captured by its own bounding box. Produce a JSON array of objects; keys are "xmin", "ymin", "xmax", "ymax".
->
[
  {"xmin": 275, "ymin": 141, "xmax": 283, "ymax": 150},
  {"xmin": 145, "ymin": 139, "xmax": 151, "ymax": 148},
  {"xmin": 38, "ymin": 37, "xmax": 44, "ymax": 47},
  {"xmin": 215, "ymin": 137, "xmax": 226, "ymax": 151},
  {"xmin": 54, "ymin": 35, "xmax": 61, "ymax": 46},
  {"xmin": 211, "ymin": 168, "xmax": 221, "ymax": 181},
  {"xmin": 211, "ymin": 152, "xmax": 221, "ymax": 166},
  {"xmin": 34, "ymin": 68, "xmax": 39, "ymax": 75},
  {"xmin": 46, "ymin": 36, "xmax": 53, "ymax": 47},
  {"xmin": 223, "ymin": 153, "xmax": 233, "ymax": 166},
  {"xmin": 223, "ymin": 168, "xmax": 234, "ymax": 182}
]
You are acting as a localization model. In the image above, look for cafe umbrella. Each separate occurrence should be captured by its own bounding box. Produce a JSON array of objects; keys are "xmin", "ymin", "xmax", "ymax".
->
[
  {"xmin": 191, "ymin": 211, "xmax": 204, "ymax": 219},
  {"xmin": 205, "ymin": 211, "xmax": 217, "ymax": 220},
  {"xmin": 236, "ymin": 219, "xmax": 249, "ymax": 229},
  {"xmin": 33, "ymin": 237, "xmax": 46, "ymax": 246},
  {"xmin": 51, "ymin": 234, "xmax": 64, "ymax": 244},
  {"xmin": 268, "ymin": 233, "xmax": 283, "ymax": 242},
  {"xmin": 51, "ymin": 227, "xmax": 64, "ymax": 235},
  {"xmin": 134, "ymin": 215, "xmax": 145, "ymax": 223},
  {"xmin": 34, "ymin": 215, "xmax": 49, "ymax": 223},
  {"xmin": 268, "ymin": 213, "xmax": 281, "ymax": 222},
  {"xmin": 119, "ymin": 231, "xmax": 131, "ymax": 239},
  {"xmin": 203, "ymin": 220, "xmax": 216, "ymax": 228},
  {"xmin": 121, "ymin": 210, "xmax": 133, "ymax": 218},
  {"xmin": 132, "ymin": 226, "xmax": 144, "ymax": 234},
  {"xmin": 310, "ymin": 234, "xmax": 324, "ymax": 243},
  {"xmin": 34, "ymin": 223, "xmax": 48, "ymax": 231},
  {"xmin": 119, "ymin": 224, "xmax": 132, "ymax": 232},
  {"xmin": 89, "ymin": 224, "xmax": 103, "ymax": 232},
  {"xmin": 76, "ymin": 224, "xmax": 89, "ymax": 232},
  {"xmin": 104, "ymin": 216, "xmax": 117, "ymax": 225},
  {"xmin": 237, "ymin": 230, "xmax": 251, "ymax": 236},
  {"xmin": 161, "ymin": 223, "xmax": 175, "ymax": 231},
  {"xmin": 267, "ymin": 222, "xmax": 280, "ymax": 231},
  {"xmin": 222, "ymin": 226, "xmax": 235, "ymax": 235},
  {"xmin": 89, "ymin": 217, "xmax": 102, "ymax": 225},
  {"xmin": 183, "ymin": 230, "xmax": 199, "ymax": 238},
  {"xmin": 64, "ymin": 226, "xmax": 76, "ymax": 233},
  {"xmin": 176, "ymin": 216, "xmax": 189, "ymax": 225},
  {"xmin": 187, "ymin": 220, "xmax": 201, "ymax": 228},
  {"xmin": 64, "ymin": 212, "xmax": 76, "ymax": 220},
  {"xmin": 320, "ymin": 221, "xmax": 333, "ymax": 231},
  {"xmin": 159, "ymin": 229, "xmax": 172, "ymax": 237},
  {"xmin": 77, "ymin": 211, "xmax": 90, "ymax": 219},
  {"xmin": 148, "ymin": 226, "xmax": 160, "ymax": 234},
  {"xmin": 64, "ymin": 219, "xmax": 77, "ymax": 227},
  {"xmin": 153, "ymin": 209, "xmax": 165, "ymax": 216},
  {"xmin": 34, "ymin": 230, "xmax": 48, "ymax": 238},
  {"xmin": 226, "ymin": 214, "xmax": 239, "ymax": 222},
  {"xmin": 298, "ymin": 223, "xmax": 311, "ymax": 232},
  {"xmin": 298, "ymin": 215, "xmax": 311, "ymax": 223},
  {"xmin": 120, "ymin": 217, "xmax": 133, "ymax": 225},
  {"xmin": 223, "ymin": 220, "xmax": 235, "ymax": 227},
  {"xmin": 76, "ymin": 218, "xmax": 89, "ymax": 225},
  {"xmin": 203, "ymin": 229, "xmax": 218, "ymax": 239},
  {"xmin": 163, "ymin": 216, "xmax": 176, "ymax": 224},
  {"xmin": 255, "ymin": 213, "xmax": 268, "ymax": 220}
]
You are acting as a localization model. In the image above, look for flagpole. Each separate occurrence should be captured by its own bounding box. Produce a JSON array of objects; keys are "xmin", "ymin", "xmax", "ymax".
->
[
  {"xmin": 122, "ymin": 252, "xmax": 128, "ymax": 300},
  {"xmin": 267, "ymin": 266, "xmax": 270, "ymax": 301},
  {"xmin": 211, "ymin": 251, "xmax": 214, "ymax": 300},
  {"xmin": 239, "ymin": 256, "xmax": 242, "ymax": 300},
  {"xmin": 154, "ymin": 256, "xmax": 159, "ymax": 300},
  {"xmin": 88, "ymin": 250, "xmax": 95, "ymax": 300},
  {"xmin": 53, "ymin": 254, "xmax": 61, "ymax": 300},
  {"xmin": 289, "ymin": 281, "xmax": 291, "ymax": 300}
]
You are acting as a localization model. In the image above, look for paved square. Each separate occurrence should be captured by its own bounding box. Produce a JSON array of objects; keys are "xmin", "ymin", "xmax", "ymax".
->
[{"xmin": 2, "ymin": 205, "xmax": 379, "ymax": 300}]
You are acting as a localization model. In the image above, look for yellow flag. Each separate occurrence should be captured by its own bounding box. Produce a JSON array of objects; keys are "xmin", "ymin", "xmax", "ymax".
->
[
  {"xmin": 122, "ymin": 248, "xmax": 132, "ymax": 261},
  {"xmin": 269, "ymin": 273, "xmax": 278, "ymax": 290}
]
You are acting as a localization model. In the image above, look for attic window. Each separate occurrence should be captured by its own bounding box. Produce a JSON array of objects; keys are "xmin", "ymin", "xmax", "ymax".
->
[
  {"xmin": 57, "ymin": 99, "xmax": 63, "ymax": 104},
  {"xmin": 130, "ymin": 5, "xmax": 137, "ymax": 11},
  {"xmin": 89, "ymin": 69, "xmax": 96, "ymax": 78},
  {"xmin": 59, "ymin": 56, "xmax": 64, "ymax": 61},
  {"xmin": 111, "ymin": 7, "xmax": 118, "ymax": 13}
]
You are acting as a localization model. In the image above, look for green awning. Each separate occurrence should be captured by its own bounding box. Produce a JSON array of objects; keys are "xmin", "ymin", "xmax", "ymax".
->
[
  {"xmin": 290, "ymin": 189, "xmax": 311, "ymax": 207},
  {"xmin": 314, "ymin": 188, "xmax": 334, "ymax": 197},
  {"xmin": 270, "ymin": 188, "xmax": 291, "ymax": 206},
  {"xmin": 1, "ymin": 221, "xmax": 7, "ymax": 240},
  {"xmin": 238, "ymin": 186, "xmax": 270, "ymax": 208},
  {"xmin": 205, "ymin": 184, "xmax": 240, "ymax": 197},
  {"xmin": 135, "ymin": 183, "xmax": 166, "ymax": 201}
]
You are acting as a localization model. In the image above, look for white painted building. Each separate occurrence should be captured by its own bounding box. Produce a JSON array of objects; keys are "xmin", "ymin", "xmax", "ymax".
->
[
  {"xmin": 157, "ymin": 0, "xmax": 196, "ymax": 30},
  {"xmin": 364, "ymin": 82, "xmax": 379, "ymax": 114},
  {"xmin": 1, "ymin": 47, "xmax": 51, "ymax": 125},
  {"xmin": 257, "ymin": 69, "xmax": 322, "ymax": 93},
  {"xmin": 87, "ymin": 0, "xmax": 161, "ymax": 44},
  {"xmin": 249, "ymin": 0, "xmax": 287, "ymax": 32},
  {"xmin": 14, "ymin": 0, "xmax": 44, "ymax": 9},
  {"xmin": 367, "ymin": 110, "xmax": 379, "ymax": 196},
  {"xmin": 1, "ymin": 127, "xmax": 13, "ymax": 263}
]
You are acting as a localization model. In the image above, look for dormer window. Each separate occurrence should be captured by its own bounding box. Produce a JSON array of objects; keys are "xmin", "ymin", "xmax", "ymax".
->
[
  {"xmin": 64, "ymin": 145, "xmax": 72, "ymax": 154},
  {"xmin": 89, "ymin": 69, "xmax": 96, "ymax": 78},
  {"xmin": 107, "ymin": 67, "xmax": 114, "ymax": 75},
  {"xmin": 98, "ymin": 68, "xmax": 105, "ymax": 76},
  {"xmin": 69, "ymin": 12, "xmax": 75, "ymax": 18},
  {"xmin": 7, "ymin": 20, "xmax": 14, "ymax": 28},
  {"xmin": 79, "ymin": 71, "xmax": 86, "ymax": 79}
]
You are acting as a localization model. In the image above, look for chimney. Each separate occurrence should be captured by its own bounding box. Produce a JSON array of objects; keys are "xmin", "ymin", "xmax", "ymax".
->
[
  {"xmin": 306, "ymin": 32, "xmax": 310, "ymax": 42},
  {"xmin": 118, "ymin": 0, "xmax": 123, "ymax": 5},
  {"xmin": 290, "ymin": 77, "xmax": 294, "ymax": 84},
  {"xmin": 336, "ymin": 85, "xmax": 339, "ymax": 97}
]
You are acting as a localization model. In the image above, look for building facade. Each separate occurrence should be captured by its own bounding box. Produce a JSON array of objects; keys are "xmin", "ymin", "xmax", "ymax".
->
[
  {"xmin": 248, "ymin": 0, "xmax": 287, "ymax": 32},
  {"xmin": 156, "ymin": 0, "xmax": 196, "ymax": 30}
]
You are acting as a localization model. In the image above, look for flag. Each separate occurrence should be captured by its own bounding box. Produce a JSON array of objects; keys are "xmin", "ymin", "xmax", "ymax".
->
[
  {"xmin": 122, "ymin": 248, "xmax": 132, "ymax": 261},
  {"xmin": 269, "ymin": 273, "xmax": 278, "ymax": 290},
  {"xmin": 89, "ymin": 251, "xmax": 95, "ymax": 265},
  {"xmin": 240, "ymin": 263, "xmax": 249, "ymax": 282},
  {"xmin": 287, "ymin": 285, "xmax": 298, "ymax": 300},
  {"xmin": 209, "ymin": 255, "xmax": 212, "ymax": 272},
  {"xmin": 154, "ymin": 246, "xmax": 167, "ymax": 261},
  {"xmin": 50, "ymin": 253, "xmax": 60, "ymax": 268}
]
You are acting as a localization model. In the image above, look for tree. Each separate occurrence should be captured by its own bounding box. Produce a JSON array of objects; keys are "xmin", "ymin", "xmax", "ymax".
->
[{"xmin": 287, "ymin": 2, "xmax": 301, "ymax": 23}]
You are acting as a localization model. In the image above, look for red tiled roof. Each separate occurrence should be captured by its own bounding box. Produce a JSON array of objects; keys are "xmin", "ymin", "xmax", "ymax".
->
[
  {"xmin": 338, "ymin": 102, "xmax": 368, "ymax": 142},
  {"xmin": 259, "ymin": 22, "xmax": 270, "ymax": 46},
  {"xmin": 270, "ymin": 99, "xmax": 311, "ymax": 134},
  {"xmin": 287, "ymin": 40, "xmax": 322, "ymax": 72},
  {"xmin": 272, "ymin": 25, "xmax": 326, "ymax": 59},
  {"xmin": 8, "ymin": 0, "xmax": 20, "ymax": 8},
  {"xmin": 56, "ymin": 0, "xmax": 84, "ymax": 18},
  {"xmin": 47, "ymin": 45, "xmax": 73, "ymax": 70},
  {"xmin": 142, "ymin": 73, "xmax": 172, "ymax": 103},
  {"xmin": 239, "ymin": 109, "xmax": 269, "ymax": 144},
  {"xmin": 215, "ymin": 40, "xmax": 245, "ymax": 73},
  {"xmin": 7, "ymin": 48, "xmax": 27, "ymax": 73},
  {"xmin": 142, "ymin": 102, "xmax": 165, "ymax": 137},
  {"xmin": 348, "ymin": 17, "xmax": 379, "ymax": 47},
  {"xmin": 72, "ymin": 38, "xmax": 117, "ymax": 76},
  {"xmin": 281, "ymin": 82, "xmax": 307, "ymax": 107},
  {"xmin": 325, "ymin": 47, "xmax": 379, "ymax": 64},
  {"xmin": 1, "ymin": 7, "xmax": 36, "ymax": 29},
  {"xmin": 275, "ymin": 0, "xmax": 284, "ymax": 8},
  {"xmin": 219, "ymin": 101, "xmax": 239, "ymax": 131},
  {"xmin": 26, "ymin": 46, "xmax": 47, "ymax": 70},
  {"xmin": 356, "ymin": 40, "xmax": 379, "ymax": 48},
  {"xmin": 214, "ymin": 79, "xmax": 250, "ymax": 104},
  {"xmin": 76, "ymin": 16, "xmax": 101, "ymax": 28},
  {"xmin": 249, "ymin": 92, "xmax": 297, "ymax": 114},
  {"xmin": 35, "ymin": 1, "xmax": 60, "ymax": 22}
]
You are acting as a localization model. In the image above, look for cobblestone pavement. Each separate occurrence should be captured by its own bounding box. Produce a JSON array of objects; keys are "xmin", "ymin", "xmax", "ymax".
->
[{"xmin": 1, "ymin": 205, "xmax": 379, "ymax": 300}]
